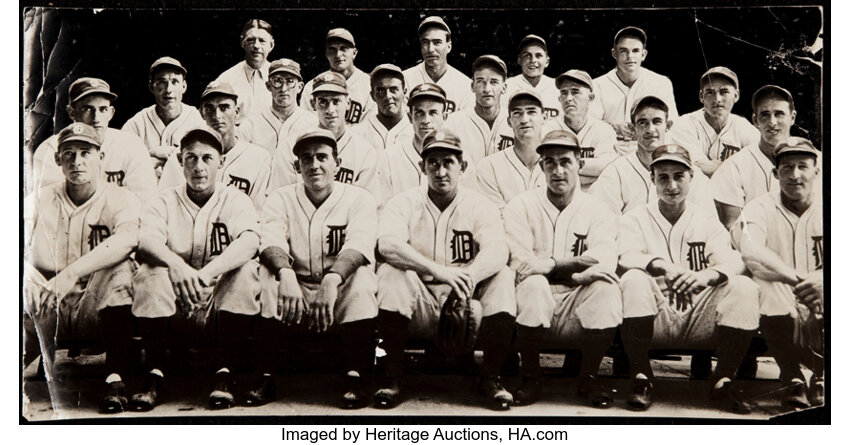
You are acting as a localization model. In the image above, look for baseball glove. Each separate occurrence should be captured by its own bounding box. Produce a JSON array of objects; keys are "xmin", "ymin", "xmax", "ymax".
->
[{"xmin": 435, "ymin": 292, "xmax": 483, "ymax": 356}]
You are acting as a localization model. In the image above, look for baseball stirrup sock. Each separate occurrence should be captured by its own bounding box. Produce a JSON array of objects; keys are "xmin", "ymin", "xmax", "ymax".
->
[
  {"xmin": 376, "ymin": 310, "xmax": 409, "ymax": 377},
  {"xmin": 341, "ymin": 318, "xmax": 376, "ymax": 376},
  {"xmin": 516, "ymin": 325, "xmax": 545, "ymax": 378},
  {"xmin": 138, "ymin": 317, "xmax": 170, "ymax": 374},
  {"xmin": 579, "ymin": 327, "xmax": 617, "ymax": 378},
  {"xmin": 217, "ymin": 311, "xmax": 254, "ymax": 373},
  {"xmin": 760, "ymin": 315, "xmax": 805, "ymax": 383},
  {"xmin": 253, "ymin": 317, "xmax": 282, "ymax": 375},
  {"xmin": 101, "ymin": 306, "xmax": 134, "ymax": 376},
  {"xmin": 713, "ymin": 326, "xmax": 755, "ymax": 382},
  {"xmin": 479, "ymin": 313, "xmax": 516, "ymax": 377},
  {"xmin": 621, "ymin": 316, "xmax": 655, "ymax": 379}
]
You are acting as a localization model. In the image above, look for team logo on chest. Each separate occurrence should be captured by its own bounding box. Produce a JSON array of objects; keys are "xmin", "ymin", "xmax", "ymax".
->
[
  {"xmin": 719, "ymin": 143, "xmax": 741, "ymax": 161},
  {"xmin": 542, "ymin": 108, "xmax": 560, "ymax": 119},
  {"xmin": 326, "ymin": 225, "xmax": 347, "ymax": 256},
  {"xmin": 335, "ymin": 168, "xmax": 355, "ymax": 184},
  {"xmin": 87, "ymin": 225, "xmax": 111, "ymax": 250},
  {"xmin": 571, "ymin": 233, "xmax": 588, "ymax": 257},
  {"xmin": 209, "ymin": 222, "xmax": 231, "ymax": 256},
  {"xmin": 686, "ymin": 242, "xmax": 708, "ymax": 271},
  {"xmin": 227, "ymin": 175, "xmax": 251, "ymax": 195},
  {"xmin": 346, "ymin": 101, "xmax": 364, "ymax": 124},
  {"xmin": 812, "ymin": 235, "xmax": 824, "ymax": 269},
  {"xmin": 450, "ymin": 230, "xmax": 476, "ymax": 264},
  {"xmin": 497, "ymin": 135, "xmax": 515, "ymax": 152},
  {"xmin": 446, "ymin": 100, "xmax": 457, "ymax": 113},
  {"xmin": 105, "ymin": 170, "xmax": 125, "ymax": 186}
]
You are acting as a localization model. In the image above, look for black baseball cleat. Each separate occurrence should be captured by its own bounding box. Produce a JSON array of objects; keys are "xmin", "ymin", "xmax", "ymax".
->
[
  {"xmin": 479, "ymin": 376, "xmax": 513, "ymax": 411},
  {"xmin": 783, "ymin": 380, "xmax": 811, "ymax": 409},
  {"xmin": 245, "ymin": 375, "xmax": 276, "ymax": 407},
  {"xmin": 99, "ymin": 380, "xmax": 128, "ymax": 414},
  {"xmin": 513, "ymin": 377, "xmax": 542, "ymax": 406},
  {"xmin": 809, "ymin": 377, "xmax": 824, "ymax": 406},
  {"xmin": 627, "ymin": 377, "xmax": 653, "ymax": 411},
  {"xmin": 710, "ymin": 380, "xmax": 753, "ymax": 414},
  {"xmin": 576, "ymin": 375, "xmax": 614, "ymax": 409},
  {"xmin": 130, "ymin": 373, "xmax": 164, "ymax": 412},
  {"xmin": 341, "ymin": 371, "xmax": 369, "ymax": 409},
  {"xmin": 373, "ymin": 376, "xmax": 401, "ymax": 409},
  {"xmin": 209, "ymin": 372, "xmax": 236, "ymax": 410}
]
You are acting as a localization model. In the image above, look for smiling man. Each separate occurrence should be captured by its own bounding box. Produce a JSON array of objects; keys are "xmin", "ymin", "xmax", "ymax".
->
[
  {"xmin": 215, "ymin": 19, "xmax": 275, "ymax": 121},
  {"xmin": 504, "ymin": 34, "xmax": 561, "ymax": 120}
]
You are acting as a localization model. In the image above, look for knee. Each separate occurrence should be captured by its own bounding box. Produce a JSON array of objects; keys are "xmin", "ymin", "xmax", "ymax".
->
[
  {"xmin": 516, "ymin": 275, "xmax": 550, "ymax": 308},
  {"xmin": 619, "ymin": 269, "xmax": 653, "ymax": 305},
  {"xmin": 376, "ymin": 263, "xmax": 407, "ymax": 292}
]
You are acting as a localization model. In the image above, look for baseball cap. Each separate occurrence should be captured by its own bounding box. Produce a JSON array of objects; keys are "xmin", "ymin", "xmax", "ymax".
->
[
  {"xmin": 421, "ymin": 130, "xmax": 463, "ymax": 158},
  {"xmin": 370, "ymin": 63, "xmax": 404, "ymax": 81},
  {"xmin": 650, "ymin": 144, "xmax": 692, "ymax": 169},
  {"xmin": 508, "ymin": 89, "xmax": 543, "ymax": 109},
  {"xmin": 68, "ymin": 77, "xmax": 118, "ymax": 104},
  {"xmin": 150, "ymin": 56, "xmax": 187, "ymax": 76},
  {"xmin": 751, "ymin": 84, "xmax": 794, "ymax": 111},
  {"xmin": 773, "ymin": 137, "xmax": 820, "ymax": 165},
  {"xmin": 630, "ymin": 95, "xmax": 669, "ymax": 123},
  {"xmin": 326, "ymin": 28, "xmax": 356, "ymax": 47},
  {"xmin": 292, "ymin": 128, "xmax": 338, "ymax": 155},
  {"xmin": 57, "ymin": 123, "xmax": 102, "ymax": 149},
  {"xmin": 269, "ymin": 58, "xmax": 302, "ymax": 80},
  {"xmin": 312, "ymin": 71, "xmax": 348, "ymax": 95},
  {"xmin": 180, "ymin": 125, "xmax": 223, "ymax": 153},
  {"xmin": 700, "ymin": 66, "xmax": 739, "ymax": 89},
  {"xmin": 418, "ymin": 16, "xmax": 451, "ymax": 36},
  {"xmin": 472, "ymin": 55, "xmax": 508, "ymax": 78},
  {"xmin": 556, "ymin": 69, "xmax": 594, "ymax": 90},
  {"xmin": 200, "ymin": 81, "xmax": 238, "ymax": 102},
  {"xmin": 519, "ymin": 34, "xmax": 547, "ymax": 52},
  {"xmin": 536, "ymin": 130, "xmax": 582, "ymax": 154},
  {"xmin": 614, "ymin": 26, "xmax": 647, "ymax": 46},
  {"xmin": 408, "ymin": 83, "xmax": 447, "ymax": 104}
]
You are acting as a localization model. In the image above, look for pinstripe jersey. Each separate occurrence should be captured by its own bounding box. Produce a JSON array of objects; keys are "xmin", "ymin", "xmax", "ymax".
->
[
  {"xmin": 121, "ymin": 104, "xmax": 205, "ymax": 157},
  {"xmin": 403, "ymin": 63, "xmax": 474, "ymax": 114},
  {"xmin": 354, "ymin": 112, "xmax": 414, "ymax": 151},
  {"xmin": 443, "ymin": 107, "xmax": 515, "ymax": 164},
  {"xmin": 300, "ymin": 68, "xmax": 376, "ymax": 124},
  {"xmin": 504, "ymin": 74, "xmax": 561, "ymax": 120},
  {"xmin": 237, "ymin": 106, "xmax": 318, "ymax": 154},
  {"xmin": 670, "ymin": 110, "xmax": 760, "ymax": 163},
  {"xmin": 475, "ymin": 147, "xmax": 545, "ymax": 209},
  {"xmin": 542, "ymin": 116, "xmax": 619, "ymax": 189}
]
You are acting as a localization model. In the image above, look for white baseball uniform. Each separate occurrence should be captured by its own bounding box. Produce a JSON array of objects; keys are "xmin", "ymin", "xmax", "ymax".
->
[
  {"xmin": 354, "ymin": 112, "xmax": 414, "ymax": 151},
  {"xmin": 443, "ymin": 107, "xmax": 515, "ymax": 164},
  {"xmin": 542, "ymin": 117, "xmax": 620, "ymax": 189},
  {"xmin": 503, "ymin": 187, "xmax": 622, "ymax": 340},
  {"xmin": 300, "ymin": 68, "xmax": 376, "ymax": 124},
  {"xmin": 31, "ymin": 128, "xmax": 159, "ymax": 203},
  {"xmin": 237, "ymin": 106, "xmax": 318, "ymax": 154},
  {"xmin": 259, "ymin": 182, "xmax": 379, "ymax": 322},
  {"xmin": 618, "ymin": 202, "xmax": 760, "ymax": 346},
  {"xmin": 589, "ymin": 151, "xmax": 715, "ymax": 215},
  {"xmin": 670, "ymin": 110, "xmax": 761, "ymax": 164},
  {"xmin": 403, "ymin": 63, "xmax": 474, "ymax": 114},
  {"xmin": 475, "ymin": 147, "xmax": 545, "ymax": 209},
  {"xmin": 215, "ymin": 60, "xmax": 272, "ymax": 121},
  {"xmin": 504, "ymin": 74, "xmax": 561, "ymax": 120},
  {"xmin": 158, "ymin": 139, "xmax": 271, "ymax": 209},
  {"xmin": 590, "ymin": 67, "xmax": 679, "ymax": 125},
  {"xmin": 121, "ymin": 104, "xmax": 205, "ymax": 160}
]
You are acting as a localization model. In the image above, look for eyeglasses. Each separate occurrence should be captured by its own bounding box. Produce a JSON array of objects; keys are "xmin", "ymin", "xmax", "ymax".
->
[{"xmin": 270, "ymin": 77, "xmax": 299, "ymax": 88}]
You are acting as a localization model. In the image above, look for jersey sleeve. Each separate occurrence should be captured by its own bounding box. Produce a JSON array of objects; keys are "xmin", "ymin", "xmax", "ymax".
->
[
  {"xmin": 110, "ymin": 188, "xmax": 142, "ymax": 240},
  {"xmin": 120, "ymin": 113, "xmax": 144, "ymax": 140},
  {"xmin": 226, "ymin": 190, "xmax": 261, "ymax": 239},
  {"xmin": 259, "ymin": 188, "xmax": 292, "ymax": 258},
  {"xmin": 579, "ymin": 123, "xmax": 619, "ymax": 185},
  {"xmin": 661, "ymin": 76, "xmax": 679, "ymax": 121},
  {"xmin": 691, "ymin": 170, "xmax": 719, "ymax": 213},
  {"xmin": 354, "ymin": 146, "xmax": 380, "ymax": 199},
  {"xmin": 121, "ymin": 133, "xmax": 159, "ymax": 203},
  {"xmin": 669, "ymin": 117, "xmax": 709, "ymax": 164},
  {"xmin": 157, "ymin": 154, "xmax": 185, "ymax": 189},
  {"xmin": 375, "ymin": 151, "xmax": 392, "ymax": 207},
  {"xmin": 730, "ymin": 198, "xmax": 770, "ymax": 250},
  {"xmin": 340, "ymin": 189, "xmax": 379, "ymax": 264},
  {"xmin": 704, "ymin": 213, "xmax": 746, "ymax": 278},
  {"xmin": 248, "ymin": 152, "xmax": 271, "ymax": 209},
  {"xmin": 474, "ymin": 158, "xmax": 506, "ymax": 208},
  {"xmin": 588, "ymin": 162, "xmax": 625, "ymax": 214},
  {"xmin": 378, "ymin": 193, "xmax": 412, "ymax": 242},
  {"xmin": 268, "ymin": 148, "xmax": 299, "ymax": 192},
  {"xmin": 617, "ymin": 211, "xmax": 657, "ymax": 271},
  {"xmin": 502, "ymin": 196, "xmax": 536, "ymax": 268},
  {"xmin": 584, "ymin": 205, "xmax": 618, "ymax": 272},
  {"xmin": 139, "ymin": 193, "xmax": 170, "ymax": 246},
  {"xmin": 710, "ymin": 159, "xmax": 745, "ymax": 207},
  {"xmin": 589, "ymin": 79, "xmax": 605, "ymax": 120}
]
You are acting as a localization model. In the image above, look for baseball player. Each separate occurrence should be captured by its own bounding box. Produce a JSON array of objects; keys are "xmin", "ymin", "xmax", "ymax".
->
[
  {"xmin": 617, "ymin": 144, "xmax": 760, "ymax": 414},
  {"xmin": 130, "ymin": 126, "xmax": 263, "ymax": 411},
  {"xmin": 732, "ymin": 139, "xmax": 824, "ymax": 408},
  {"xmin": 589, "ymin": 95, "xmax": 714, "ymax": 215},
  {"xmin": 354, "ymin": 64, "xmax": 414, "ymax": 151},
  {"xmin": 121, "ymin": 57, "xmax": 205, "ymax": 176},
  {"xmin": 300, "ymin": 28, "xmax": 375, "ymax": 124},
  {"xmin": 30, "ymin": 77, "xmax": 158, "ymax": 203},
  {"xmin": 374, "ymin": 129, "xmax": 517, "ymax": 410},
  {"xmin": 215, "ymin": 19, "xmax": 274, "ymax": 121},
  {"xmin": 238, "ymin": 58, "xmax": 318, "ymax": 154},
  {"xmin": 669, "ymin": 67, "xmax": 760, "ymax": 177},
  {"xmin": 24, "ymin": 123, "xmax": 140, "ymax": 414},
  {"xmin": 589, "ymin": 26, "xmax": 679, "ymax": 154},
  {"xmin": 159, "ymin": 81, "xmax": 270, "ymax": 209},
  {"xmin": 502, "ymin": 130, "xmax": 622, "ymax": 408},
  {"xmin": 443, "ymin": 55, "xmax": 515, "ymax": 165},
  {"xmin": 542, "ymin": 69, "xmax": 619, "ymax": 190},
  {"xmin": 475, "ymin": 89, "xmax": 546, "ymax": 209},
  {"xmin": 711, "ymin": 85, "xmax": 821, "ymax": 230},
  {"xmin": 504, "ymin": 34, "xmax": 561, "ymax": 120},
  {"xmin": 258, "ymin": 129, "xmax": 379, "ymax": 409},
  {"xmin": 403, "ymin": 16, "xmax": 474, "ymax": 114}
]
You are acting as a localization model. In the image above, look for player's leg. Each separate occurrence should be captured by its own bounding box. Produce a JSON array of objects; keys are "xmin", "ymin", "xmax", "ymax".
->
[
  {"xmin": 570, "ymin": 280, "xmax": 622, "ymax": 408},
  {"xmin": 473, "ymin": 266, "xmax": 517, "ymax": 410},
  {"xmin": 619, "ymin": 268, "xmax": 659, "ymax": 410},
  {"xmin": 334, "ymin": 266, "xmax": 379, "ymax": 409},
  {"xmin": 247, "ymin": 265, "xmax": 288, "ymax": 406},
  {"xmin": 513, "ymin": 274, "xmax": 556, "ymax": 405}
]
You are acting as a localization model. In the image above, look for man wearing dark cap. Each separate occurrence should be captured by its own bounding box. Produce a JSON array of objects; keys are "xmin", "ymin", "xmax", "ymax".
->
[
  {"xmin": 25, "ymin": 122, "xmax": 141, "ymax": 414},
  {"xmin": 355, "ymin": 64, "xmax": 414, "ymax": 151},
  {"xmin": 443, "ymin": 55, "xmax": 514, "ymax": 164},
  {"xmin": 670, "ymin": 67, "xmax": 760, "ymax": 177},
  {"xmin": 502, "ymin": 130, "xmax": 622, "ymax": 408},
  {"xmin": 590, "ymin": 26, "xmax": 679, "ymax": 154},
  {"xmin": 375, "ymin": 129, "xmax": 517, "ymax": 410},
  {"xmin": 259, "ymin": 128, "xmax": 379, "ymax": 409},
  {"xmin": 300, "ymin": 28, "xmax": 375, "ymax": 124},
  {"xmin": 543, "ymin": 69, "xmax": 619, "ymax": 189},
  {"xmin": 30, "ymin": 77, "xmax": 158, "ymax": 202},
  {"xmin": 122, "ymin": 56, "xmax": 205, "ymax": 176},
  {"xmin": 733, "ymin": 138, "xmax": 824, "ymax": 409},
  {"xmin": 618, "ymin": 144, "xmax": 760, "ymax": 414},
  {"xmin": 504, "ymin": 34, "xmax": 561, "ymax": 120},
  {"xmin": 215, "ymin": 19, "xmax": 275, "ymax": 121},
  {"xmin": 403, "ymin": 15, "xmax": 474, "ymax": 114}
]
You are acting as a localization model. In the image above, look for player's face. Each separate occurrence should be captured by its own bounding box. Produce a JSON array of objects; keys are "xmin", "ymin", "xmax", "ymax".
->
[
  {"xmin": 471, "ymin": 67, "xmax": 506, "ymax": 108},
  {"xmin": 634, "ymin": 106, "xmax": 671, "ymax": 152},
  {"xmin": 181, "ymin": 142, "xmax": 222, "ymax": 193},
  {"xmin": 267, "ymin": 73, "xmax": 303, "ymax": 108},
  {"xmin": 753, "ymin": 98, "xmax": 796, "ymax": 147},
  {"xmin": 326, "ymin": 40, "xmax": 358, "ymax": 73},
  {"xmin": 314, "ymin": 92, "xmax": 349, "ymax": 129},
  {"xmin": 241, "ymin": 27, "xmax": 274, "ymax": 68},
  {"xmin": 201, "ymin": 96, "xmax": 239, "ymax": 136},
  {"xmin": 507, "ymin": 99, "xmax": 543, "ymax": 139},
  {"xmin": 68, "ymin": 95, "xmax": 114, "ymax": 137},
  {"xmin": 540, "ymin": 148, "xmax": 580, "ymax": 196},
  {"xmin": 57, "ymin": 142, "xmax": 103, "ymax": 186},
  {"xmin": 612, "ymin": 37, "xmax": 646, "ymax": 73},
  {"xmin": 419, "ymin": 28, "xmax": 451, "ymax": 68},
  {"xmin": 699, "ymin": 78, "xmax": 738, "ymax": 122},
  {"xmin": 297, "ymin": 143, "xmax": 339, "ymax": 193},
  {"xmin": 410, "ymin": 99, "xmax": 447, "ymax": 139},
  {"xmin": 422, "ymin": 150, "xmax": 464, "ymax": 195},
  {"xmin": 149, "ymin": 69, "xmax": 187, "ymax": 108},
  {"xmin": 651, "ymin": 162, "xmax": 692, "ymax": 207},
  {"xmin": 558, "ymin": 80, "xmax": 594, "ymax": 120},
  {"xmin": 517, "ymin": 44, "xmax": 549, "ymax": 78},
  {"xmin": 372, "ymin": 75, "xmax": 406, "ymax": 117},
  {"xmin": 774, "ymin": 154, "xmax": 819, "ymax": 201}
]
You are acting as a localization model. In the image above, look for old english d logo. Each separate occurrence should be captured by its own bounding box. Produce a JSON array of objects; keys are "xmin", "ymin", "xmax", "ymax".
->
[
  {"xmin": 105, "ymin": 170, "xmax": 125, "ymax": 186},
  {"xmin": 346, "ymin": 101, "xmax": 364, "ymax": 124},
  {"xmin": 326, "ymin": 225, "xmax": 347, "ymax": 256},
  {"xmin": 87, "ymin": 225, "xmax": 111, "ymax": 250},
  {"xmin": 228, "ymin": 174, "xmax": 251, "ymax": 195},
  {"xmin": 450, "ymin": 230, "xmax": 475, "ymax": 264},
  {"xmin": 209, "ymin": 222, "xmax": 231, "ymax": 256},
  {"xmin": 335, "ymin": 168, "xmax": 355, "ymax": 184},
  {"xmin": 571, "ymin": 233, "xmax": 588, "ymax": 257},
  {"xmin": 497, "ymin": 135, "xmax": 515, "ymax": 152},
  {"xmin": 812, "ymin": 235, "xmax": 823, "ymax": 269},
  {"xmin": 687, "ymin": 242, "xmax": 708, "ymax": 271},
  {"xmin": 720, "ymin": 143, "xmax": 741, "ymax": 161}
]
